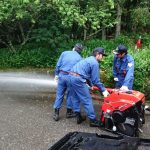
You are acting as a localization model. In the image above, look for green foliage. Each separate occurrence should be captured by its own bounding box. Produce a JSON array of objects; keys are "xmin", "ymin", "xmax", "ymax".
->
[
  {"xmin": 0, "ymin": 0, "xmax": 47, "ymax": 51},
  {"xmin": 52, "ymin": 0, "xmax": 116, "ymax": 39},
  {"xmin": 31, "ymin": 6, "xmax": 69, "ymax": 50},
  {"xmin": 0, "ymin": 47, "xmax": 58, "ymax": 68},
  {"xmin": 131, "ymin": 47, "xmax": 150, "ymax": 92},
  {"xmin": 131, "ymin": 7, "xmax": 150, "ymax": 31},
  {"xmin": 0, "ymin": 0, "xmax": 150, "ymax": 52},
  {"xmin": 0, "ymin": 35, "xmax": 150, "ymax": 94}
]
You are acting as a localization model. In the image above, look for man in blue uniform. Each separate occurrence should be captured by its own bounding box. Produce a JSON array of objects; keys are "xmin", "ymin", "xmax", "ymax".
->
[
  {"xmin": 53, "ymin": 43, "xmax": 84, "ymax": 121},
  {"xmin": 113, "ymin": 44, "xmax": 134, "ymax": 91},
  {"xmin": 69, "ymin": 47, "xmax": 109, "ymax": 127}
]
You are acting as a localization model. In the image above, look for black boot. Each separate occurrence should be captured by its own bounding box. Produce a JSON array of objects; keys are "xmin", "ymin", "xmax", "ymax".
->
[
  {"xmin": 89, "ymin": 119, "xmax": 100, "ymax": 127},
  {"xmin": 53, "ymin": 109, "xmax": 59, "ymax": 121},
  {"xmin": 76, "ymin": 112, "xmax": 86, "ymax": 124},
  {"xmin": 66, "ymin": 108, "xmax": 76, "ymax": 118}
]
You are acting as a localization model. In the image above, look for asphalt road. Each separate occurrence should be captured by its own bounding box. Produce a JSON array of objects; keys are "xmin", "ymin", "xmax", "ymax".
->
[
  {"xmin": 0, "ymin": 91, "xmax": 104, "ymax": 150},
  {"xmin": 0, "ymin": 72, "xmax": 150, "ymax": 150}
]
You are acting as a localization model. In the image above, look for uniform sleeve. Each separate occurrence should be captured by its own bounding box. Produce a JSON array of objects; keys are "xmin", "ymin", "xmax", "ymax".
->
[
  {"xmin": 55, "ymin": 53, "xmax": 64, "ymax": 75},
  {"xmin": 123, "ymin": 58, "xmax": 134, "ymax": 87},
  {"xmin": 113, "ymin": 56, "xmax": 117, "ymax": 78},
  {"xmin": 91, "ymin": 63, "xmax": 106, "ymax": 92}
]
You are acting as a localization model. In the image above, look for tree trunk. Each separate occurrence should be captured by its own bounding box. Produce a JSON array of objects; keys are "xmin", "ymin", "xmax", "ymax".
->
[
  {"xmin": 102, "ymin": 28, "xmax": 106, "ymax": 40},
  {"xmin": 115, "ymin": 3, "xmax": 122, "ymax": 38},
  {"xmin": 83, "ymin": 28, "xmax": 87, "ymax": 40},
  {"xmin": 8, "ymin": 40, "xmax": 16, "ymax": 52}
]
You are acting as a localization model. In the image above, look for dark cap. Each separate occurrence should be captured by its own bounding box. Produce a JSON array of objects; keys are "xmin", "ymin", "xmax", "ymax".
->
[
  {"xmin": 93, "ymin": 47, "xmax": 107, "ymax": 56},
  {"xmin": 74, "ymin": 43, "xmax": 84, "ymax": 51},
  {"xmin": 113, "ymin": 44, "xmax": 128, "ymax": 54}
]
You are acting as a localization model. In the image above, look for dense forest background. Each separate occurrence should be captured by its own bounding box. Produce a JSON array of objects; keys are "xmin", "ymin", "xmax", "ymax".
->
[{"xmin": 0, "ymin": 0, "xmax": 150, "ymax": 94}]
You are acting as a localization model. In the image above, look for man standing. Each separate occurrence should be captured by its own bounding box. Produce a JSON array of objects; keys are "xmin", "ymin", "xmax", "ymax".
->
[
  {"xmin": 69, "ymin": 47, "xmax": 109, "ymax": 127},
  {"xmin": 53, "ymin": 43, "xmax": 84, "ymax": 121},
  {"xmin": 113, "ymin": 44, "xmax": 134, "ymax": 91}
]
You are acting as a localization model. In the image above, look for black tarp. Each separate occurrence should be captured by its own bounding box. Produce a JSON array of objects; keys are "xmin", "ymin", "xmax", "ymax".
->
[{"xmin": 49, "ymin": 132, "xmax": 150, "ymax": 150}]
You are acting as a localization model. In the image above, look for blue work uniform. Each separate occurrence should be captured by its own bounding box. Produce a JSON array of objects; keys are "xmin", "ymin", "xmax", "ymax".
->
[
  {"xmin": 69, "ymin": 56, "xmax": 106, "ymax": 120},
  {"xmin": 53, "ymin": 50, "xmax": 82, "ymax": 109},
  {"xmin": 113, "ymin": 54, "xmax": 134, "ymax": 90}
]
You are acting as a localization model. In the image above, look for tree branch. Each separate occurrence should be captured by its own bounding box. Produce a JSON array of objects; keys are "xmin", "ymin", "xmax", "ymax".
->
[{"xmin": 86, "ymin": 29, "xmax": 102, "ymax": 40}]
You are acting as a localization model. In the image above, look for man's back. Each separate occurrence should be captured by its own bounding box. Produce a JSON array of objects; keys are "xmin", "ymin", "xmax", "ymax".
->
[
  {"xmin": 55, "ymin": 50, "xmax": 82, "ymax": 74},
  {"xmin": 71, "ymin": 56, "xmax": 98, "ymax": 80},
  {"xmin": 71, "ymin": 56, "xmax": 105, "ymax": 92}
]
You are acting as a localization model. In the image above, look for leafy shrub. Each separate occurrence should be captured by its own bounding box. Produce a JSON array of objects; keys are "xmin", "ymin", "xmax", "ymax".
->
[
  {"xmin": 0, "ymin": 35, "xmax": 149, "ymax": 95},
  {"xmin": 0, "ymin": 48, "xmax": 58, "ymax": 68},
  {"xmin": 131, "ymin": 47, "xmax": 150, "ymax": 92}
]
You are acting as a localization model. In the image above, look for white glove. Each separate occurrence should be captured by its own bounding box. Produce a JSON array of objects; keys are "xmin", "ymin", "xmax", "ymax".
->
[
  {"xmin": 86, "ymin": 84, "xmax": 91, "ymax": 89},
  {"xmin": 102, "ymin": 90, "xmax": 109, "ymax": 97},
  {"xmin": 54, "ymin": 75, "xmax": 59, "ymax": 83},
  {"xmin": 114, "ymin": 77, "xmax": 119, "ymax": 81},
  {"xmin": 120, "ymin": 86, "xmax": 129, "ymax": 91}
]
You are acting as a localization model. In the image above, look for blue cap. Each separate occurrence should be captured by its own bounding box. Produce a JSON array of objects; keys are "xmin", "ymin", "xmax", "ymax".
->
[
  {"xmin": 113, "ymin": 44, "xmax": 128, "ymax": 54},
  {"xmin": 93, "ymin": 47, "xmax": 107, "ymax": 56}
]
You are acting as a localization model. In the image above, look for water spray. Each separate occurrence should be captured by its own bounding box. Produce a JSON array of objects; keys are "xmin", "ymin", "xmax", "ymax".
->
[{"xmin": 0, "ymin": 72, "xmax": 57, "ymax": 94}]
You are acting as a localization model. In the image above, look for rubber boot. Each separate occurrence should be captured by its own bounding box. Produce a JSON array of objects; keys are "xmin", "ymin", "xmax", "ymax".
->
[
  {"xmin": 89, "ymin": 119, "xmax": 100, "ymax": 127},
  {"xmin": 76, "ymin": 112, "xmax": 86, "ymax": 124},
  {"xmin": 66, "ymin": 108, "xmax": 77, "ymax": 118},
  {"xmin": 53, "ymin": 109, "xmax": 59, "ymax": 121}
]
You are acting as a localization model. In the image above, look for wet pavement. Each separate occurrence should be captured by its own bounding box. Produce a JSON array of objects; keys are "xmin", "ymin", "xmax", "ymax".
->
[{"xmin": 0, "ymin": 72, "xmax": 150, "ymax": 150}]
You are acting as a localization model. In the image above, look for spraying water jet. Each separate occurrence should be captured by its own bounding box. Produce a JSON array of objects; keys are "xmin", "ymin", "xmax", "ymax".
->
[{"xmin": 0, "ymin": 71, "xmax": 57, "ymax": 98}]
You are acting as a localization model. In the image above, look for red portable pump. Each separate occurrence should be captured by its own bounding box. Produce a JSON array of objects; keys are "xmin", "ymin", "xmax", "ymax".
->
[{"xmin": 92, "ymin": 86, "xmax": 145, "ymax": 137}]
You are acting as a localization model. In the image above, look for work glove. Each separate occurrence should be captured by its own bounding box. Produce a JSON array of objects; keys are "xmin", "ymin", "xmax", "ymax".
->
[
  {"xmin": 120, "ymin": 86, "xmax": 129, "ymax": 91},
  {"xmin": 54, "ymin": 75, "xmax": 59, "ymax": 83},
  {"xmin": 114, "ymin": 77, "xmax": 119, "ymax": 82},
  {"xmin": 86, "ymin": 83, "xmax": 91, "ymax": 90},
  {"xmin": 86, "ymin": 84, "xmax": 92, "ymax": 90},
  {"xmin": 102, "ymin": 90, "xmax": 109, "ymax": 97}
]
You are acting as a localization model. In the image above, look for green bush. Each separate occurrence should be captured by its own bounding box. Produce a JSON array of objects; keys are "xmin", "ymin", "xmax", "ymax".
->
[
  {"xmin": 132, "ymin": 47, "xmax": 150, "ymax": 93},
  {"xmin": 0, "ymin": 48, "xmax": 58, "ymax": 68},
  {"xmin": 0, "ymin": 35, "xmax": 150, "ymax": 95}
]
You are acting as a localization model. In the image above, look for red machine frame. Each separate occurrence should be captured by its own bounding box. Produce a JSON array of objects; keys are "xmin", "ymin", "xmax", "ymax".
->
[{"xmin": 92, "ymin": 86, "xmax": 145, "ymax": 136}]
